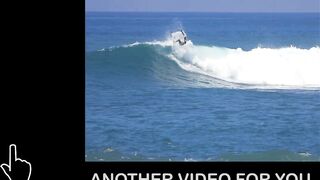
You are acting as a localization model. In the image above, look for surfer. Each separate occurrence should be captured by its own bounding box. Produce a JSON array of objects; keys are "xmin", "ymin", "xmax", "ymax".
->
[{"xmin": 171, "ymin": 29, "xmax": 187, "ymax": 46}]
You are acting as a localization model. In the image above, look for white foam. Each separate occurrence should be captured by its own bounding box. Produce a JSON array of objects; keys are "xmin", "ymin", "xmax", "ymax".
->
[
  {"xmin": 125, "ymin": 39, "xmax": 174, "ymax": 47},
  {"xmin": 169, "ymin": 43, "xmax": 320, "ymax": 87}
]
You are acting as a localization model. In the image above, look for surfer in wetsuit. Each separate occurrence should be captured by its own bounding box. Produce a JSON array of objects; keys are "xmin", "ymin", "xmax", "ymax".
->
[{"xmin": 177, "ymin": 30, "xmax": 187, "ymax": 45}]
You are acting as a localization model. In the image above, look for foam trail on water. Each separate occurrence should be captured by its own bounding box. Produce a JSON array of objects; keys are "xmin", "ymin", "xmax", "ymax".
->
[
  {"xmin": 125, "ymin": 39, "xmax": 175, "ymax": 47},
  {"xmin": 96, "ymin": 39, "xmax": 174, "ymax": 51},
  {"xmin": 169, "ymin": 43, "xmax": 320, "ymax": 87}
]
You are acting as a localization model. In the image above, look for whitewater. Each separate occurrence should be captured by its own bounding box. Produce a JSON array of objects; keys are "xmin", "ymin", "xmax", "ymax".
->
[{"xmin": 125, "ymin": 39, "xmax": 320, "ymax": 88}]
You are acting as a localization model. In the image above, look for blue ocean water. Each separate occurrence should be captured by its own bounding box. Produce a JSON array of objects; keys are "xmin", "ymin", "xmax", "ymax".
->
[{"xmin": 85, "ymin": 12, "xmax": 320, "ymax": 161}]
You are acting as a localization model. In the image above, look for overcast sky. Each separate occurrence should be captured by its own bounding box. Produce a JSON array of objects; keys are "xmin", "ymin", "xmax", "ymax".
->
[{"xmin": 86, "ymin": 0, "xmax": 320, "ymax": 12}]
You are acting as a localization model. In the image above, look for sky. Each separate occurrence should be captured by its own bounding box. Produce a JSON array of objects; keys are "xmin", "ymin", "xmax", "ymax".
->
[{"xmin": 86, "ymin": 0, "xmax": 320, "ymax": 12}]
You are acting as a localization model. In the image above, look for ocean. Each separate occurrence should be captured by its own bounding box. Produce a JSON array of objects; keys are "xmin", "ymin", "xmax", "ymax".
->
[{"xmin": 85, "ymin": 12, "xmax": 320, "ymax": 161}]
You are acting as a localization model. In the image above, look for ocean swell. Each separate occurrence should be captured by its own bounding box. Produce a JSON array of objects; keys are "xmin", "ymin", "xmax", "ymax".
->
[{"xmin": 94, "ymin": 39, "xmax": 320, "ymax": 89}]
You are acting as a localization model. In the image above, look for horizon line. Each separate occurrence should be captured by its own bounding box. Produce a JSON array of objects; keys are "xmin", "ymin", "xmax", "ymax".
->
[{"xmin": 85, "ymin": 10, "xmax": 320, "ymax": 13}]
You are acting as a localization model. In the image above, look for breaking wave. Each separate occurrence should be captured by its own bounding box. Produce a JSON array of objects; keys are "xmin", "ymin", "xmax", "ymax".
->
[{"xmin": 92, "ymin": 39, "xmax": 320, "ymax": 89}]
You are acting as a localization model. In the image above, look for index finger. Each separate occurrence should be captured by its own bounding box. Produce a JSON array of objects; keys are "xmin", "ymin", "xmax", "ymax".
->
[{"xmin": 9, "ymin": 144, "xmax": 17, "ymax": 168}]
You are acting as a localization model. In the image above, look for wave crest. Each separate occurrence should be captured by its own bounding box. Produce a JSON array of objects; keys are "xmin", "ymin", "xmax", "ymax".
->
[{"xmin": 96, "ymin": 38, "xmax": 320, "ymax": 88}]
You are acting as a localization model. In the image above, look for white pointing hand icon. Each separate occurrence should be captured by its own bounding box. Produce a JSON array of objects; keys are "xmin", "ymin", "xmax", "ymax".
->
[{"xmin": 1, "ymin": 144, "xmax": 32, "ymax": 180}]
